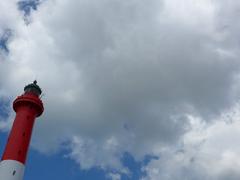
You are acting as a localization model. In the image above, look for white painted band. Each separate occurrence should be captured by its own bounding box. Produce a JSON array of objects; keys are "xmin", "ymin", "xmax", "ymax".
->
[{"xmin": 0, "ymin": 160, "xmax": 25, "ymax": 180}]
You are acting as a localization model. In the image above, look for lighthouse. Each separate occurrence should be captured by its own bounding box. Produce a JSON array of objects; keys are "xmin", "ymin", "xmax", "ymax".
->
[{"xmin": 0, "ymin": 81, "xmax": 44, "ymax": 180}]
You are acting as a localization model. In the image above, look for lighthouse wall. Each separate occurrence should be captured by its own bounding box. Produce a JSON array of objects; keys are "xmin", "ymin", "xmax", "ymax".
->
[{"xmin": 0, "ymin": 160, "xmax": 25, "ymax": 180}]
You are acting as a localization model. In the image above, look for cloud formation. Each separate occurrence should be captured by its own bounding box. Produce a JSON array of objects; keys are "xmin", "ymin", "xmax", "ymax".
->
[
  {"xmin": 1, "ymin": 0, "xmax": 240, "ymax": 179},
  {"xmin": 142, "ymin": 105, "xmax": 240, "ymax": 180}
]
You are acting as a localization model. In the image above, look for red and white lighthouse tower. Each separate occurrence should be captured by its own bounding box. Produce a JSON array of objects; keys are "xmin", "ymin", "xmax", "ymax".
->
[{"xmin": 0, "ymin": 81, "xmax": 44, "ymax": 180}]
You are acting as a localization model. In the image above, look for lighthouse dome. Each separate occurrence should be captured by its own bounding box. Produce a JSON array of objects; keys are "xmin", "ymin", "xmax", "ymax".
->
[{"xmin": 24, "ymin": 80, "xmax": 42, "ymax": 96}]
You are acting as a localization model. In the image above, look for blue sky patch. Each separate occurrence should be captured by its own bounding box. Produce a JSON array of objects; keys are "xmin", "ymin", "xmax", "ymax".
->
[
  {"xmin": 17, "ymin": 0, "xmax": 41, "ymax": 16},
  {"xmin": 0, "ymin": 98, "xmax": 11, "ymax": 119},
  {"xmin": 121, "ymin": 153, "xmax": 158, "ymax": 180},
  {"xmin": 24, "ymin": 149, "xmax": 108, "ymax": 180},
  {"xmin": 0, "ymin": 29, "xmax": 11, "ymax": 53}
]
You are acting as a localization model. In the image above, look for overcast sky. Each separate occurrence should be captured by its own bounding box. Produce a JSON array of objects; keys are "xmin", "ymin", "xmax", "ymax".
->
[{"xmin": 1, "ymin": 0, "xmax": 240, "ymax": 179}]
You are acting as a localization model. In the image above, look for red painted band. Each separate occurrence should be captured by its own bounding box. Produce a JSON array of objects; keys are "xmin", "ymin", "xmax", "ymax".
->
[{"xmin": 1, "ymin": 93, "xmax": 44, "ymax": 164}]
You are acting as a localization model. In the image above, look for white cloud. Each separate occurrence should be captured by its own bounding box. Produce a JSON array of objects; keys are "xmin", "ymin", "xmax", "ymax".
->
[
  {"xmin": 1, "ymin": 0, "xmax": 240, "ymax": 179},
  {"xmin": 142, "ymin": 104, "xmax": 240, "ymax": 180},
  {"xmin": 68, "ymin": 136, "xmax": 128, "ymax": 172},
  {"xmin": 107, "ymin": 172, "xmax": 121, "ymax": 180}
]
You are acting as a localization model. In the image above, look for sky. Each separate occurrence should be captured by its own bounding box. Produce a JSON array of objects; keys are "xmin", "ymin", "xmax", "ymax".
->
[{"xmin": 1, "ymin": 0, "xmax": 240, "ymax": 179}]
